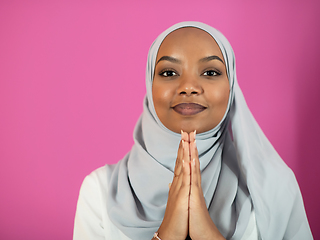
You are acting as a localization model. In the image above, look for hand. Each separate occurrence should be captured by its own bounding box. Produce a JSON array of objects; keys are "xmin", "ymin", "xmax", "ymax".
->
[
  {"xmin": 156, "ymin": 131, "xmax": 225, "ymax": 240},
  {"xmin": 188, "ymin": 131, "xmax": 225, "ymax": 240},
  {"xmin": 156, "ymin": 132, "xmax": 190, "ymax": 240}
]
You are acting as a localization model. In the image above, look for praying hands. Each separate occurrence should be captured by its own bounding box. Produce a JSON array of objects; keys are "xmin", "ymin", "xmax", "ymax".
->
[{"xmin": 154, "ymin": 131, "xmax": 226, "ymax": 240}]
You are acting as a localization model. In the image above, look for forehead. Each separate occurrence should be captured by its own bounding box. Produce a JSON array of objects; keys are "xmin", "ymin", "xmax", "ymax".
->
[
  {"xmin": 157, "ymin": 27, "xmax": 223, "ymax": 59},
  {"xmin": 163, "ymin": 27, "xmax": 214, "ymax": 41}
]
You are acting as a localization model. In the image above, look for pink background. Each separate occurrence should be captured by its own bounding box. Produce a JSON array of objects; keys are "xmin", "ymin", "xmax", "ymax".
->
[{"xmin": 1, "ymin": 0, "xmax": 319, "ymax": 239}]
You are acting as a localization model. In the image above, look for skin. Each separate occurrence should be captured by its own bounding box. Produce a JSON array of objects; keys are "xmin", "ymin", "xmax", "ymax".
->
[
  {"xmin": 152, "ymin": 28, "xmax": 228, "ymax": 240},
  {"xmin": 152, "ymin": 27, "xmax": 230, "ymax": 134}
]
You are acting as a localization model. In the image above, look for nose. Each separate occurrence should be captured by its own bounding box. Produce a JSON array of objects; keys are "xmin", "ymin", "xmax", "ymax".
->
[{"xmin": 177, "ymin": 74, "xmax": 203, "ymax": 96}]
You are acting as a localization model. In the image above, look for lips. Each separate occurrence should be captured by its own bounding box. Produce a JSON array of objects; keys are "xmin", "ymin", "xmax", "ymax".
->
[{"xmin": 173, "ymin": 103, "xmax": 206, "ymax": 116}]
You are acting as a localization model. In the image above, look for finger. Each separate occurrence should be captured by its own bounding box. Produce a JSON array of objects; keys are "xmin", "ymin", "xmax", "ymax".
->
[
  {"xmin": 190, "ymin": 139, "xmax": 201, "ymax": 187},
  {"xmin": 174, "ymin": 140, "xmax": 190, "ymax": 191},
  {"xmin": 183, "ymin": 136, "xmax": 190, "ymax": 163},
  {"xmin": 174, "ymin": 140, "xmax": 184, "ymax": 176},
  {"xmin": 191, "ymin": 158, "xmax": 199, "ymax": 188},
  {"xmin": 181, "ymin": 130, "xmax": 189, "ymax": 143},
  {"xmin": 189, "ymin": 130, "xmax": 197, "ymax": 162},
  {"xmin": 173, "ymin": 138, "xmax": 188, "ymax": 190},
  {"xmin": 194, "ymin": 139, "xmax": 201, "ymax": 185},
  {"xmin": 189, "ymin": 130, "xmax": 196, "ymax": 161},
  {"xmin": 181, "ymin": 158, "xmax": 191, "ymax": 195},
  {"xmin": 189, "ymin": 130, "xmax": 196, "ymax": 142},
  {"xmin": 181, "ymin": 140, "xmax": 191, "ymax": 191}
]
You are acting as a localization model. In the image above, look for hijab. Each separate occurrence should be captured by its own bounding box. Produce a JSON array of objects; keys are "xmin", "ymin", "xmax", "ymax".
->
[{"xmin": 106, "ymin": 22, "xmax": 313, "ymax": 240}]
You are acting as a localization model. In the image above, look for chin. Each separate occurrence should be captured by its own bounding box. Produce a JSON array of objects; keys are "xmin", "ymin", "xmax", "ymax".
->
[
  {"xmin": 179, "ymin": 123, "xmax": 219, "ymax": 134},
  {"xmin": 178, "ymin": 125, "xmax": 202, "ymax": 134}
]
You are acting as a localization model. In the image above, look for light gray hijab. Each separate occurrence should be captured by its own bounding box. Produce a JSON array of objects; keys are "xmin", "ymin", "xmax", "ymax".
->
[{"xmin": 106, "ymin": 22, "xmax": 313, "ymax": 240}]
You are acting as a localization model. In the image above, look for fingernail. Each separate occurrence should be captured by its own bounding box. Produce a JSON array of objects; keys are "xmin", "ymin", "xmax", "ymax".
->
[
  {"xmin": 181, "ymin": 130, "xmax": 184, "ymax": 135},
  {"xmin": 194, "ymin": 130, "xmax": 196, "ymax": 135},
  {"xmin": 194, "ymin": 140, "xmax": 197, "ymax": 144},
  {"xmin": 192, "ymin": 159, "xmax": 196, "ymax": 166}
]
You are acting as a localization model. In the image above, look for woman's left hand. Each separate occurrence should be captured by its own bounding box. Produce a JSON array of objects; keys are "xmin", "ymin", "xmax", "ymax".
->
[{"xmin": 187, "ymin": 131, "xmax": 225, "ymax": 240}]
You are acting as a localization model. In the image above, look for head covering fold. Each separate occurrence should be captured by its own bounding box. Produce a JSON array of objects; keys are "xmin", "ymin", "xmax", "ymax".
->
[{"xmin": 106, "ymin": 22, "xmax": 313, "ymax": 240}]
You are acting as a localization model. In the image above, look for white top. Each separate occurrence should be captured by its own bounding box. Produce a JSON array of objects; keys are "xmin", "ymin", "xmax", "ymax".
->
[{"xmin": 73, "ymin": 166, "xmax": 260, "ymax": 240}]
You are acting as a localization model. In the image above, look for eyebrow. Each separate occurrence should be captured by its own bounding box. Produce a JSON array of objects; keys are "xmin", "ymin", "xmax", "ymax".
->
[
  {"xmin": 199, "ymin": 55, "xmax": 224, "ymax": 64},
  {"xmin": 156, "ymin": 56, "xmax": 181, "ymax": 65},
  {"xmin": 156, "ymin": 55, "xmax": 224, "ymax": 65}
]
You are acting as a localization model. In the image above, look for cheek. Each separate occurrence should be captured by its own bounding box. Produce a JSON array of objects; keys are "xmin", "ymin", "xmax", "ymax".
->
[
  {"xmin": 152, "ymin": 83, "xmax": 174, "ymax": 107},
  {"xmin": 207, "ymin": 82, "xmax": 230, "ymax": 109},
  {"xmin": 152, "ymin": 84, "xmax": 162, "ymax": 109},
  {"xmin": 152, "ymin": 83, "xmax": 168, "ymax": 120}
]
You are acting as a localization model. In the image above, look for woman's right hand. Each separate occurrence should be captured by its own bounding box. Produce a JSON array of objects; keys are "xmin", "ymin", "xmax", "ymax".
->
[{"xmin": 156, "ymin": 131, "xmax": 190, "ymax": 240}]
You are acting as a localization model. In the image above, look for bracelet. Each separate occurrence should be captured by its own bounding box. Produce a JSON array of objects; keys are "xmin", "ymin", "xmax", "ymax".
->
[{"xmin": 153, "ymin": 232, "xmax": 161, "ymax": 240}]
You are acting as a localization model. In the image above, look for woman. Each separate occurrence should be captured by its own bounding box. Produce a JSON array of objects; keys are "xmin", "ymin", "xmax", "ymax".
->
[{"xmin": 73, "ymin": 22, "xmax": 313, "ymax": 240}]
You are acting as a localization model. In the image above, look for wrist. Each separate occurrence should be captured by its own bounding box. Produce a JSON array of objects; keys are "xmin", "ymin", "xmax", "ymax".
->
[
  {"xmin": 155, "ymin": 226, "xmax": 182, "ymax": 240},
  {"xmin": 153, "ymin": 232, "xmax": 162, "ymax": 240}
]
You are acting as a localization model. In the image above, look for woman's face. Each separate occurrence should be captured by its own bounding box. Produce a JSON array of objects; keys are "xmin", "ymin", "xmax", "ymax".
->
[{"xmin": 152, "ymin": 27, "xmax": 230, "ymax": 134}]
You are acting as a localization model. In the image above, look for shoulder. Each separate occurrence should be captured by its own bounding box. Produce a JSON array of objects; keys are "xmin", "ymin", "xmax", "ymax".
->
[
  {"xmin": 76, "ymin": 164, "xmax": 118, "ymax": 217},
  {"xmin": 86, "ymin": 164, "xmax": 117, "ymax": 181},
  {"xmin": 80, "ymin": 164, "xmax": 117, "ymax": 192},
  {"xmin": 74, "ymin": 163, "xmax": 131, "ymax": 240}
]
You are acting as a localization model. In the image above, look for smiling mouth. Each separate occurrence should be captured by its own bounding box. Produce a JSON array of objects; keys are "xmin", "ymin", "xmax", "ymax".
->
[{"xmin": 173, "ymin": 103, "xmax": 206, "ymax": 116}]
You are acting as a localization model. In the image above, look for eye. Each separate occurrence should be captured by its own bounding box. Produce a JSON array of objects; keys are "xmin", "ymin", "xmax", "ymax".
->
[
  {"xmin": 203, "ymin": 70, "xmax": 221, "ymax": 76},
  {"xmin": 159, "ymin": 70, "xmax": 178, "ymax": 77}
]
